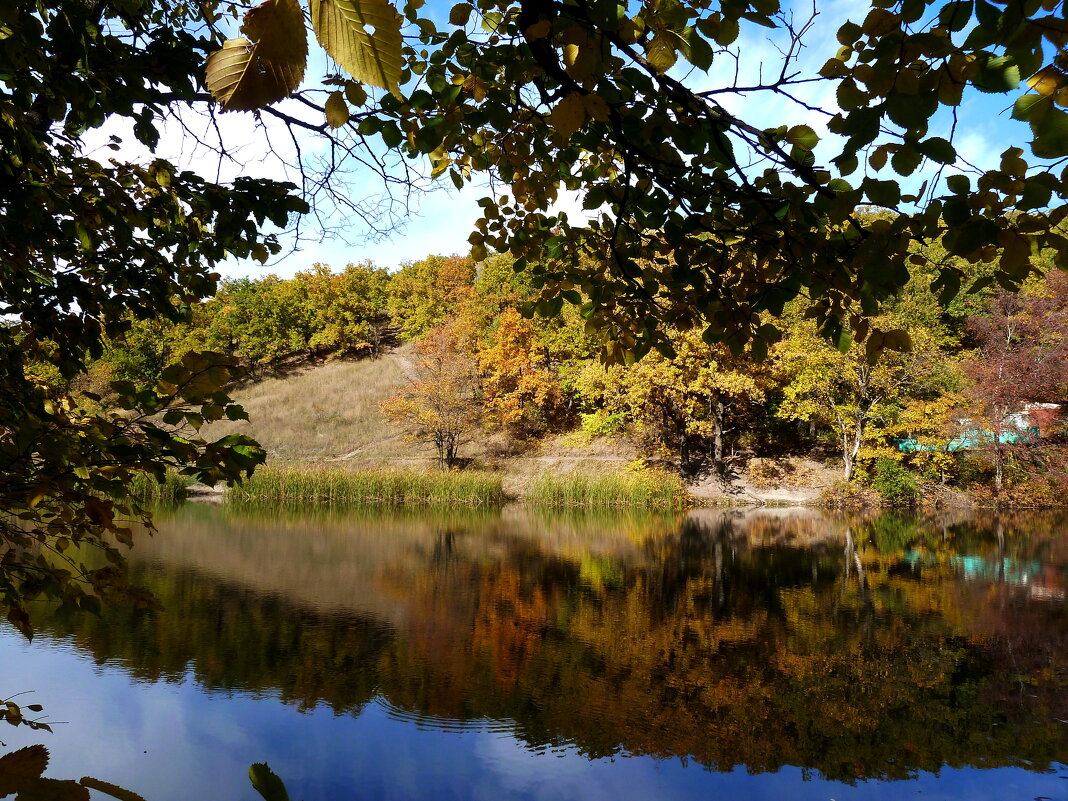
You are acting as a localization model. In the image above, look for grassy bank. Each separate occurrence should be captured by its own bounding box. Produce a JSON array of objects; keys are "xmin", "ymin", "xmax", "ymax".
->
[
  {"xmin": 526, "ymin": 471, "xmax": 690, "ymax": 510},
  {"xmin": 230, "ymin": 466, "xmax": 506, "ymax": 506}
]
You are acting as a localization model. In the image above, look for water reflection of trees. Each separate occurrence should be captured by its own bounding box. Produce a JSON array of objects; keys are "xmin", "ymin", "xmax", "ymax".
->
[{"xmin": 35, "ymin": 507, "xmax": 1068, "ymax": 782}]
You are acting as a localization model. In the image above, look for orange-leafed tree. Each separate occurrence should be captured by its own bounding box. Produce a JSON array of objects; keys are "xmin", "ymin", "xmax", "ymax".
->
[
  {"xmin": 380, "ymin": 323, "xmax": 482, "ymax": 468},
  {"xmin": 477, "ymin": 308, "xmax": 567, "ymax": 440}
]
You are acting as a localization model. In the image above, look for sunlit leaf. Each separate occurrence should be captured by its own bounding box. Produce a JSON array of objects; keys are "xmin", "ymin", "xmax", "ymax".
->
[
  {"xmin": 310, "ymin": 0, "xmax": 404, "ymax": 97},
  {"xmin": 549, "ymin": 92, "xmax": 586, "ymax": 142},
  {"xmin": 325, "ymin": 90, "xmax": 350, "ymax": 127},
  {"xmin": 205, "ymin": 0, "xmax": 308, "ymax": 111},
  {"xmin": 972, "ymin": 54, "xmax": 1020, "ymax": 93},
  {"xmin": 785, "ymin": 125, "xmax": 818, "ymax": 151}
]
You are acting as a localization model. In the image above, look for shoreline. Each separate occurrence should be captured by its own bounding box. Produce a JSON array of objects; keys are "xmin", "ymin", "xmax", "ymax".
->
[{"xmin": 156, "ymin": 460, "xmax": 1068, "ymax": 511}]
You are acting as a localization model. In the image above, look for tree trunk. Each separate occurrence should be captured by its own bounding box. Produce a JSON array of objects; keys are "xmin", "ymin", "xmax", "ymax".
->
[
  {"xmin": 993, "ymin": 442, "xmax": 1003, "ymax": 493},
  {"xmin": 842, "ymin": 418, "xmax": 865, "ymax": 481},
  {"xmin": 712, "ymin": 399, "xmax": 725, "ymax": 472}
]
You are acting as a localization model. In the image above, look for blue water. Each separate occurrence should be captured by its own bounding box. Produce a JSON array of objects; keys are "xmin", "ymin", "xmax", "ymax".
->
[{"xmin": 2, "ymin": 505, "xmax": 1065, "ymax": 800}]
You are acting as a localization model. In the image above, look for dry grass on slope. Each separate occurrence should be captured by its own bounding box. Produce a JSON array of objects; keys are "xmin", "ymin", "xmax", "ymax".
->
[{"xmin": 204, "ymin": 349, "xmax": 419, "ymax": 463}]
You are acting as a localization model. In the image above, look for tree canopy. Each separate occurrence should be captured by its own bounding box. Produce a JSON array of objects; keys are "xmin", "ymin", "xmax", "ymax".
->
[{"xmin": 201, "ymin": 0, "xmax": 1068, "ymax": 362}]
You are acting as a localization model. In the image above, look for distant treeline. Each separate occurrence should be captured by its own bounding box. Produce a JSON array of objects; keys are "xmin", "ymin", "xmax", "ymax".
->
[{"xmin": 72, "ymin": 244, "xmax": 1068, "ymax": 505}]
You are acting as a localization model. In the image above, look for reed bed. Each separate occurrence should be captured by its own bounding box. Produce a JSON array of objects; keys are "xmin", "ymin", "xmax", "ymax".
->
[
  {"xmin": 230, "ymin": 466, "xmax": 506, "ymax": 507},
  {"xmin": 525, "ymin": 471, "xmax": 691, "ymax": 509},
  {"xmin": 127, "ymin": 469, "xmax": 193, "ymax": 502}
]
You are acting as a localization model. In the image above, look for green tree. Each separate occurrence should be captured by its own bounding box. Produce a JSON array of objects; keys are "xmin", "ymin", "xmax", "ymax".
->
[
  {"xmin": 605, "ymin": 328, "xmax": 766, "ymax": 472},
  {"xmin": 299, "ymin": 261, "xmax": 392, "ymax": 356},
  {"xmin": 775, "ymin": 312, "xmax": 951, "ymax": 481},
  {"xmin": 387, "ymin": 254, "xmax": 476, "ymax": 340}
]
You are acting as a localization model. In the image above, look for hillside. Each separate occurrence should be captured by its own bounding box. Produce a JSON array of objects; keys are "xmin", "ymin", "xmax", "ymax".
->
[
  {"xmin": 204, "ymin": 348, "xmax": 417, "ymax": 464},
  {"xmin": 203, "ymin": 348, "xmax": 649, "ymax": 493}
]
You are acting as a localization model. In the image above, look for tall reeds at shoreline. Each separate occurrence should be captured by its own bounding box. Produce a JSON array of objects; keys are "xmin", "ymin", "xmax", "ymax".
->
[
  {"xmin": 128, "ymin": 469, "xmax": 192, "ymax": 502},
  {"xmin": 230, "ymin": 466, "xmax": 506, "ymax": 506},
  {"xmin": 526, "ymin": 471, "xmax": 690, "ymax": 510}
]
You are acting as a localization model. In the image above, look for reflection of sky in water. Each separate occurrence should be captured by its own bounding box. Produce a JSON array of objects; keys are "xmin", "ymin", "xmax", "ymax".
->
[{"xmin": 3, "ymin": 630, "xmax": 1065, "ymax": 801}]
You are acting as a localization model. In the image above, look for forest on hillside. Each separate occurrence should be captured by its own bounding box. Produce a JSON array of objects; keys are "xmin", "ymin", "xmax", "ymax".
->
[{"xmin": 55, "ymin": 244, "xmax": 1068, "ymax": 508}]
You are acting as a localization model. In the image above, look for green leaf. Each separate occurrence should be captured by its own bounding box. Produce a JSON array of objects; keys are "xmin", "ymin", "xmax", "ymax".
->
[
  {"xmin": 972, "ymin": 54, "xmax": 1020, "ymax": 94},
  {"xmin": 785, "ymin": 124, "xmax": 818, "ymax": 151},
  {"xmin": 380, "ymin": 121, "xmax": 403, "ymax": 148},
  {"xmin": 917, "ymin": 137, "xmax": 955, "ymax": 164},
  {"xmin": 836, "ymin": 20, "xmax": 862, "ymax": 46},
  {"xmin": 862, "ymin": 177, "xmax": 900, "ymax": 207},
  {"xmin": 835, "ymin": 326, "xmax": 852, "ymax": 353},
  {"xmin": 449, "ymin": 2, "xmax": 472, "ymax": 25},
  {"xmin": 1031, "ymin": 106, "xmax": 1068, "ymax": 158},
  {"xmin": 886, "ymin": 91, "xmax": 937, "ymax": 129},
  {"xmin": 932, "ymin": 268, "xmax": 961, "ymax": 306},
  {"xmin": 680, "ymin": 27, "xmax": 714, "ymax": 71},
  {"xmin": 946, "ymin": 174, "xmax": 970, "ymax": 195},
  {"xmin": 714, "ymin": 17, "xmax": 739, "ymax": 46},
  {"xmin": 1012, "ymin": 93, "xmax": 1049, "ymax": 123},
  {"xmin": 890, "ymin": 146, "xmax": 922, "ymax": 176},
  {"xmin": 938, "ymin": 0, "xmax": 972, "ymax": 31}
]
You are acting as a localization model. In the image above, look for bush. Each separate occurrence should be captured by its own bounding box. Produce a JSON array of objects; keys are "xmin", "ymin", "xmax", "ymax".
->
[
  {"xmin": 579, "ymin": 410, "xmax": 625, "ymax": 441},
  {"xmin": 870, "ymin": 458, "xmax": 919, "ymax": 506},
  {"xmin": 820, "ymin": 480, "xmax": 879, "ymax": 509}
]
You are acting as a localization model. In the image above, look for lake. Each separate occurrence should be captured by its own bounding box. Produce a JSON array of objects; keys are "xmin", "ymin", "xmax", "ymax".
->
[{"xmin": 2, "ymin": 503, "xmax": 1066, "ymax": 800}]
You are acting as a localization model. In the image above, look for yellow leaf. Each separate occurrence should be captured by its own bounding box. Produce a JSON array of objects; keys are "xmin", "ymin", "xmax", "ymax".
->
[
  {"xmin": 563, "ymin": 43, "xmax": 579, "ymax": 69},
  {"xmin": 524, "ymin": 20, "xmax": 551, "ymax": 40},
  {"xmin": 1028, "ymin": 65, "xmax": 1066, "ymax": 97},
  {"xmin": 463, "ymin": 74, "xmax": 488, "ymax": 102},
  {"xmin": 205, "ymin": 0, "xmax": 308, "ymax": 111},
  {"xmin": 549, "ymin": 91, "xmax": 587, "ymax": 142},
  {"xmin": 882, "ymin": 328, "xmax": 912, "ymax": 352},
  {"xmin": 310, "ymin": 0, "xmax": 404, "ymax": 98},
  {"xmin": 645, "ymin": 32, "xmax": 677, "ymax": 74},
  {"xmin": 325, "ymin": 90, "xmax": 350, "ymax": 127}
]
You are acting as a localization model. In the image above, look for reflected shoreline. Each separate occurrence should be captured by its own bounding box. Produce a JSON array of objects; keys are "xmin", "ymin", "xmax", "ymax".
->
[{"xmin": 15, "ymin": 503, "xmax": 1068, "ymax": 789}]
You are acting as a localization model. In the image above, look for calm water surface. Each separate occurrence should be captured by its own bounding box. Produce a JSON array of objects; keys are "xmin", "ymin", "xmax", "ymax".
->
[{"xmin": 2, "ymin": 504, "xmax": 1066, "ymax": 800}]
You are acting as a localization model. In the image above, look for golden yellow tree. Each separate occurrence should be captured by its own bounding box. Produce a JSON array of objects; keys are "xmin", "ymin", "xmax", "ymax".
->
[{"xmin": 380, "ymin": 323, "xmax": 482, "ymax": 468}]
